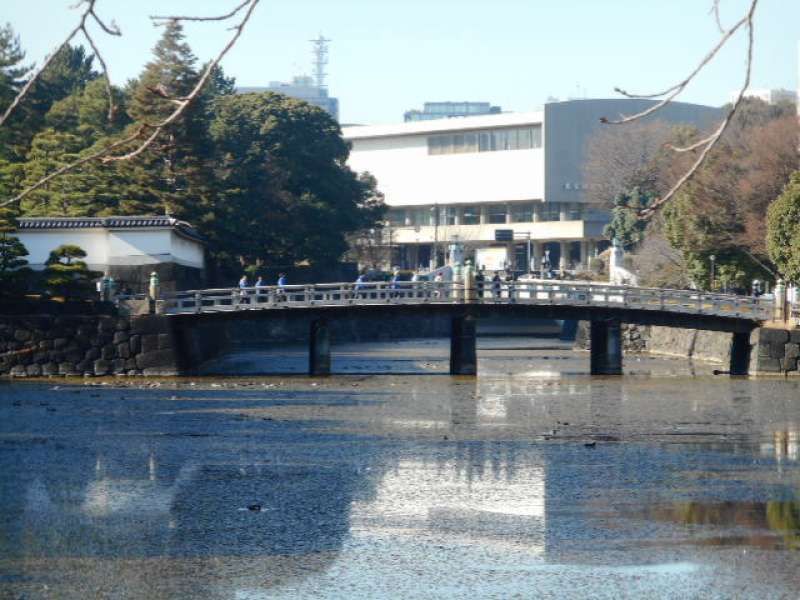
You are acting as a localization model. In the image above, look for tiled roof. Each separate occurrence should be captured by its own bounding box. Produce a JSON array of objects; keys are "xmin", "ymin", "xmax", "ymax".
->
[{"xmin": 17, "ymin": 216, "xmax": 204, "ymax": 242}]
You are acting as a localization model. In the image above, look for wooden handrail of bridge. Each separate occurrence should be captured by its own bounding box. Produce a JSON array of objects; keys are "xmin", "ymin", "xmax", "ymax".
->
[{"xmin": 158, "ymin": 280, "xmax": 773, "ymax": 321}]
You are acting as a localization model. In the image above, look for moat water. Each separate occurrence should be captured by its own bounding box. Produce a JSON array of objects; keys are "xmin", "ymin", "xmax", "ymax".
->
[{"xmin": 2, "ymin": 337, "xmax": 800, "ymax": 598}]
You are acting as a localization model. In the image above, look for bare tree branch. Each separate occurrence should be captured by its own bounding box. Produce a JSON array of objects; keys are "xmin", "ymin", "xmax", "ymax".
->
[
  {"xmin": 103, "ymin": 0, "xmax": 260, "ymax": 163},
  {"xmin": 638, "ymin": 0, "xmax": 757, "ymax": 220},
  {"xmin": 0, "ymin": 0, "xmax": 121, "ymax": 128},
  {"xmin": 150, "ymin": 0, "xmax": 253, "ymax": 24},
  {"xmin": 710, "ymin": 0, "xmax": 725, "ymax": 33},
  {"xmin": 603, "ymin": 6, "xmax": 751, "ymax": 123}
]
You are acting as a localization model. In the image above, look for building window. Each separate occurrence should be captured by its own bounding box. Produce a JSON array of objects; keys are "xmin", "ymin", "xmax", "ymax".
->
[
  {"xmin": 540, "ymin": 203, "xmax": 560, "ymax": 222},
  {"xmin": 443, "ymin": 207, "xmax": 458, "ymax": 225},
  {"xmin": 511, "ymin": 204, "xmax": 533, "ymax": 223},
  {"xmin": 428, "ymin": 125, "xmax": 542, "ymax": 155},
  {"xmin": 462, "ymin": 206, "xmax": 480, "ymax": 225},
  {"xmin": 387, "ymin": 209, "xmax": 406, "ymax": 226},
  {"xmin": 568, "ymin": 204, "xmax": 583, "ymax": 220},
  {"xmin": 488, "ymin": 205, "xmax": 507, "ymax": 224}
]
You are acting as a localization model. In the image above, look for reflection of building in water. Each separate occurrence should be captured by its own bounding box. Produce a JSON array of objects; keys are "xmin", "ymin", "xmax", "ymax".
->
[
  {"xmin": 760, "ymin": 428, "xmax": 800, "ymax": 463},
  {"xmin": 349, "ymin": 444, "xmax": 547, "ymax": 554}
]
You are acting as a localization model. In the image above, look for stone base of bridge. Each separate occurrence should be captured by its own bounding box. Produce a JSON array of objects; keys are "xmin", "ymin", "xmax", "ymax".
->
[
  {"xmin": 309, "ymin": 318, "xmax": 331, "ymax": 376},
  {"xmin": 450, "ymin": 315, "xmax": 477, "ymax": 375},
  {"xmin": 590, "ymin": 318, "xmax": 623, "ymax": 375}
]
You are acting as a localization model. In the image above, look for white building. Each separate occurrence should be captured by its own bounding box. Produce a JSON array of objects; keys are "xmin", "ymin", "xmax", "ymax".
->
[
  {"xmin": 16, "ymin": 216, "xmax": 205, "ymax": 292},
  {"xmin": 733, "ymin": 88, "xmax": 797, "ymax": 106},
  {"xmin": 343, "ymin": 99, "xmax": 720, "ymax": 273}
]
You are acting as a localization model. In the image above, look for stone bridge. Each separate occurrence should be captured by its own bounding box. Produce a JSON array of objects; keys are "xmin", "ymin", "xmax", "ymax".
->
[{"xmin": 156, "ymin": 281, "xmax": 773, "ymax": 376}]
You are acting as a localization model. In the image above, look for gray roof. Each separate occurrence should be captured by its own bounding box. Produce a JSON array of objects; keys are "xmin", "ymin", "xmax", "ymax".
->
[{"xmin": 17, "ymin": 216, "xmax": 204, "ymax": 243}]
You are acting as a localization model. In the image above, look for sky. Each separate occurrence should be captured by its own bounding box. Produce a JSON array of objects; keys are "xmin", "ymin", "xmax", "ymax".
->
[{"xmin": 4, "ymin": 0, "xmax": 799, "ymax": 125}]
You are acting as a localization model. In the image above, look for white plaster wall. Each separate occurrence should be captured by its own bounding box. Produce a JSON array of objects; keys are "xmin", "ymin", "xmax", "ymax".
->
[
  {"xmin": 390, "ymin": 221, "xmax": 588, "ymax": 244},
  {"xmin": 170, "ymin": 232, "xmax": 205, "ymax": 268},
  {"xmin": 348, "ymin": 135, "xmax": 544, "ymax": 207},
  {"xmin": 108, "ymin": 230, "xmax": 172, "ymax": 264},
  {"xmin": 17, "ymin": 230, "xmax": 109, "ymax": 268}
]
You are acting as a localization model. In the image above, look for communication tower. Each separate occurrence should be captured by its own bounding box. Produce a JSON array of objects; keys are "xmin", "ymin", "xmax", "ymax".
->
[{"xmin": 310, "ymin": 34, "xmax": 331, "ymax": 90}]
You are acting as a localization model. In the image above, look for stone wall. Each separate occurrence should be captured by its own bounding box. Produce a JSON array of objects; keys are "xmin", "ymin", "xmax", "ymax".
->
[
  {"xmin": 0, "ymin": 313, "xmax": 181, "ymax": 378},
  {"xmin": 749, "ymin": 328, "xmax": 800, "ymax": 375}
]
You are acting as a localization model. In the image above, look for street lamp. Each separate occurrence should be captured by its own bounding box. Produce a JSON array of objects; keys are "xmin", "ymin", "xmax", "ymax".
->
[
  {"xmin": 709, "ymin": 254, "xmax": 716, "ymax": 291},
  {"xmin": 430, "ymin": 204, "xmax": 439, "ymax": 269}
]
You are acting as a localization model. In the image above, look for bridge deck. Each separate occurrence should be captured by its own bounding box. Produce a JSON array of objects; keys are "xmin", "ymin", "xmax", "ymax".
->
[{"xmin": 160, "ymin": 281, "xmax": 772, "ymax": 322}]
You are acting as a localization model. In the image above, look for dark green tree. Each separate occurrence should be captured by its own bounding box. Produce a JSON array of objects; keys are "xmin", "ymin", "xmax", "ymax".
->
[
  {"xmin": 43, "ymin": 244, "xmax": 101, "ymax": 300},
  {"xmin": 766, "ymin": 172, "xmax": 800, "ymax": 284},
  {"xmin": 603, "ymin": 188, "xmax": 655, "ymax": 250},
  {"xmin": 0, "ymin": 23, "xmax": 32, "ymax": 161},
  {"xmin": 0, "ymin": 207, "xmax": 30, "ymax": 297},
  {"xmin": 208, "ymin": 92, "xmax": 384, "ymax": 273}
]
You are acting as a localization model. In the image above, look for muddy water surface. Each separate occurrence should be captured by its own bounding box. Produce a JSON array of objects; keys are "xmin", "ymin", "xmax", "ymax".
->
[{"xmin": 1, "ymin": 338, "xmax": 800, "ymax": 599}]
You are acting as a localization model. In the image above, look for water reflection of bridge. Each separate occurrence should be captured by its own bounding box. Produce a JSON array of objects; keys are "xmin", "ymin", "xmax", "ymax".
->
[{"xmin": 158, "ymin": 281, "xmax": 772, "ymax": 377}]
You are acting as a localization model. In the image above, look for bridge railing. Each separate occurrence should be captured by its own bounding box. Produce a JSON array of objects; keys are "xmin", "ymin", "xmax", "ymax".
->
[{"xmin": 160, "ymin": 280, "xmax": 773, "ymax": 321}]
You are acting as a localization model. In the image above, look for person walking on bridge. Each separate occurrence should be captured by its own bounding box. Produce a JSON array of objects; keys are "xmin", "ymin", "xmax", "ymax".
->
[
  {"xmin": 277, "ymin": 273, "xmax": 287, "ymax": 302},
  {"xmin": 238, "ymin": 275, "xmax": 249, "ymax": 305}
]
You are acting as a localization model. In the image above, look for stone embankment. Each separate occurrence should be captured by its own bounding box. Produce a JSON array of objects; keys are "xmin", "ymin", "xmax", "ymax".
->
[
  {"xmin": 575, "ymin": 320, "xmax": 800, "ymax": 376},
  {"xmin": 0, "ymin": 314, "xmax": 180, "ymax": 378}
]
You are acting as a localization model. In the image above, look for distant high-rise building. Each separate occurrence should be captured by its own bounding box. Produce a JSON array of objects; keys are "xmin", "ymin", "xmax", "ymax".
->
[
  {"xmin": 237, "ymin": 36, "xmax": 340, "ymax": 121},
  {"xmin": 404, "ymin": 101, "xmax": 501, "ymax": 122}
]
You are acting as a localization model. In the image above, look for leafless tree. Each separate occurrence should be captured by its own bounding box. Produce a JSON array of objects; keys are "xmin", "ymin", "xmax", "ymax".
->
[
  {"xmin": 602, "ymin": 0, "xmax": 760, "ymax": 220},
  {"xmin": 0, "ymin": 0, "xmax": 261, "ymax": 209}
]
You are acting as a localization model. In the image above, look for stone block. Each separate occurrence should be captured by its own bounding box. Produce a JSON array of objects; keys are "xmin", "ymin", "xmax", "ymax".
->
[
  {"xmin": 75, "ymin": 359, "xmax": 91, "ymax": 373},
  {"xmin": 769, "ymin": 343, "xmax": 786, "ymax": 359},
  {"xmin": 755, "ymin": 357, "xmax": 783, "ymax": 373},
  {"xmin": 93, "ymin": 359, "xmax": 110, "ymax": 376},
  {"xmin": 112, "ymin": 358, "xmax": 127, "ymax": 373},
  {"xmin": 97, "ymin": 319, "xmax": 116, "ymax": 333},
  {"xmin": 42, "ymin": 362, "xmax": 58, "ymax": 376},
  {"xmin": 38, "ymin": 340, "xmax": 52, "ymax": 351},
  {"xmin": 101, "ymin": 345, "xmax": 116, "ymax": 360},
  {"xmin": 10, "ymin": 365, "xmax": 26, "ymax": 377},
  {"xmin": 85, "ymin": 347, "xmax": 100, "ymax": 361},
  {"xmin": 135, "ymin": 349, "xmax": 177, "ymax": 371},
  {"xmin": 129, "ymin": 335, "xmax": 141, "ymax": 354},
  {"xmin": 143, "ymin": 367, "xmax": 179, "ymax": 377},
  {"xmin": 157, "ymin": 333, "xmax": 172, "ymax": 350},
  {"xmin": 130, "ymin": 315, "xmax": 169, "ymax": 336},
  {"xmin": 33, "ymin": 351, "xmax": 49, "ymax": 364},
  {"xmin": 141, "ymin": 334, "xmax": 159, "ymax": 353},
  {"xmin": 117, "ymin": 343, "xmax": 131, "ymax": 359},
  {"xmin": 116, "ymin": 318, "xmax": 130, "ymax": 331},
  {"xmin": 782, "ymin": 358, "xmax": 798, "ymax": 372},
  {"xmin": 53, "ymin": 338, "xmax": 68, "ymax": 350},
  {"xmin": 124, "ymin": 358, "xmax": 138, "ymax": 370},
  {"xmin": 65, "ymin": 350, "xmax": 83, "ymax": 363},
  {"xmin": 785, "ymin": 343, "xmax": 800, "ymax": 360},
  {"xmin": 14, "ymin": 329, "xmax": 31, "ymax": 342},
  {"xmin": 755, "ymin": 328, "xmax": 790, "ymax": 345},
  {"xmin": 26, "ymin": 364, "xmax": 41, "ymax": 377},
  {"xmin": 113, "ymin": 331, "xmax": 129, "ymax": 344}
]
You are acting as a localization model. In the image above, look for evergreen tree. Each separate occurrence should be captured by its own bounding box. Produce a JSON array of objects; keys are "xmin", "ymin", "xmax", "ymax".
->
[
  {"xmin": 0, "ymin": 206, "xmax": 30, "ymax": 297},
  {"xmin": 603, "ymin": 188, "xmax": 655, "ymax": 251},
  {"xmin": 766, "ymin": 172, "xmax": 800, "ymax": 284},
  {"xmin": 0, "ymin": 23, "xmax": 32, "ymax": 161},
  {"xmin": 43, "ymin": 244, "xmax": 100, "ymax": 300}
]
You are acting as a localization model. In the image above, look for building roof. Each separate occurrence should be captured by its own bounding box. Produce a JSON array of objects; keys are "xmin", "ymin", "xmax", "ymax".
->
[{"xmin": 17, "ymin": 216, "xmax": 205, "ymax": 243}]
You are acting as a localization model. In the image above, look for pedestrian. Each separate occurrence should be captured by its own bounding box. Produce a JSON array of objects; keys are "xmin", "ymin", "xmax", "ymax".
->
[
  {"xmin": 492, "ymin": 272, "xmax": 502, "ymax": 301},
  {"xmin": 354, "ymin": 272, "xmax": 366, "ymax": 299},
  {"xmin": 277, "ymin": 273, "xmax": 287, "ymax": 302},
  {"xmin": 255, "ymin": 275, "xmax": 265, "ymax": 304},
  {"xmin": 434, "ymin": 271, "xmax": 444, "ymax": 299},
  {"xmin": 475, "ymin": 270, "xmax": 485, "ymax": 299},
  {"xmin": 389, "ymin": 269, "xmax": 400, "ymax": 298},
  {"xmin": 238, "ymin": 274, "xmax": 249, "ymax": 305}
]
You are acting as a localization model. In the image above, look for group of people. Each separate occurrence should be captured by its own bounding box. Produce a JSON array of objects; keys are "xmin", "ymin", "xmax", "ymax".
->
[{"xmin": 237, "ymin": 273, "xmax": 287, "ymax": 303}]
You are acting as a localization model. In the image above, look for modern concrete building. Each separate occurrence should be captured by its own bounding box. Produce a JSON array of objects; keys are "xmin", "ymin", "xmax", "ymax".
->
[
  {"xmin": 16, "ymin": 216, "xmax": 206, "ymax": 292},
  {"xmin": 343, "ymin": 99, "xmax": 720, "ymax": 273},
  {"xmin": 238, "ymin": 76, "xmax": 340, "ymax": 121},
  {"xmin": 404, "ymin": 101, "xmax": 502, "ymax": 122},
  {"xmin": 733, "ymin": 88, "xmax": 797, "ymax": 106}
]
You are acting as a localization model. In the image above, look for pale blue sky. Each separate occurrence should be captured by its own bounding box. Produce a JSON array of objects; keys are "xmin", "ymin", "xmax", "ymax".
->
[{"xmin": 5, "ymin": 0, "xmax": 798, "ymax": 124}]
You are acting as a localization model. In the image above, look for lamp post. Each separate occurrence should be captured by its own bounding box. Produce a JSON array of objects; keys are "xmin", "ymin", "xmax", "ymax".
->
[{"xmin": 709, "ymin": 254, "xmax": 716, "ymax": 291}]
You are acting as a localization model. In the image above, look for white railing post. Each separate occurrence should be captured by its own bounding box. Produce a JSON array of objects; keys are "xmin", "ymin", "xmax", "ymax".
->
[{"xmin": 195, "ymin": 292, "xmax": 202, "ymax": 314}]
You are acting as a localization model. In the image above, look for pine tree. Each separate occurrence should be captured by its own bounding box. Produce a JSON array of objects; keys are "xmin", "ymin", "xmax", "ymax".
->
[
  {"xmin": 43, "ymin": 244, "xmax": 100, "ymax": 300},
  {"xmin": 0, "ymin": 207, "xmax": 30, "ymax": 297},
  {"xmin": 0, "ymin": 23, "xmax": 32, "ymax": 161}
]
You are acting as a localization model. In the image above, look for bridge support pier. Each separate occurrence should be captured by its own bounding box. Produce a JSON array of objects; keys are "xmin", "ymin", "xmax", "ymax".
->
[
  {"xmin": 309, "ymin": 318, "xmax": 331, "ymax": 376},
  {"xmin": 590, "ymin": 319, "xmax": 622, "ymax": 375},
  {"xmin": 450, "ymin": 315, "xmax": 477, "ymax": 375},
  {"xmin": 729, "ymin": 331, "xmax": 751, "ymax": 376}
]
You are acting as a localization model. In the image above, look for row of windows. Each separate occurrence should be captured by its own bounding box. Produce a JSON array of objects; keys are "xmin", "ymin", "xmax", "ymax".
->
[
  {"xmin": 427, "ymin": 125, "xmax": 542, "ymax": 156},
  {"xmin": 387, "ymin": 203, "xmax": 582, "ymax": 227}
]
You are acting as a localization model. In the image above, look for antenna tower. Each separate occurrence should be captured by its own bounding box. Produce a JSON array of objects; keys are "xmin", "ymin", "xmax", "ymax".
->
[{"xmin": 310, "ymin": 34, "xmax": 331, "ymax": 89}]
